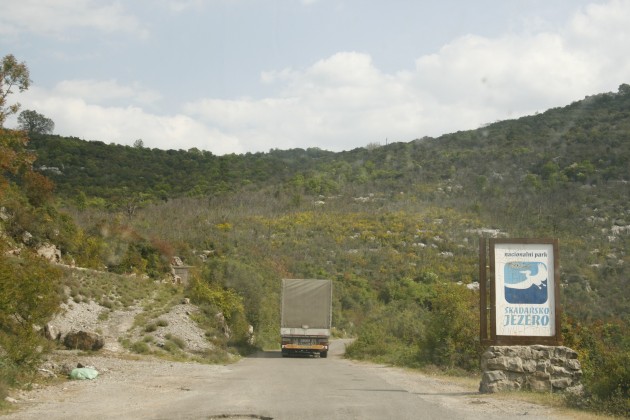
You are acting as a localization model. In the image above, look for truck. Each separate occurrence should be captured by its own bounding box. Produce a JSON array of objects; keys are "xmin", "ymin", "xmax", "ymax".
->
[{"xmin": 280, "ymin": 278, "xmax": 333, "ymax": 358}]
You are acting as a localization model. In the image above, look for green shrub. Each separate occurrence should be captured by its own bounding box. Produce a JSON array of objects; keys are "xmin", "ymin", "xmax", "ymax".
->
[
  {"xmin": 345, "ymin": 320, "xmax": 390, "ymax": 360},
  {"xmin": 130, "ymin": 341, "xmax": 150, "ymax": 354},
  {"xmin": 563, "ymin": 317, "xmax": 630, "ymax": 416},
  {"xmin": 420, "ymin": 282, "xmax": 480, "ymax": 370},
  {"xmin": 165, "ymin": 334, "xmax": 186, "ymax": 350},
  {"xmin": 108, "ymin": 239, "xmax": 171, "ymax": 279},
  {"xmin": 0, "ymin": 255, "xmax": 61, "ymax": 371},
  {"xmin": 162, "ymin": 341, "xmax": 179, "ymax": 353},
  {"xmin": 345, "ymin": 302, "xmax": 426, "ymax": 367},
  {"xmin": 144, "ymin": 323, "xmax": 157, "ymax": 333},
  {"xmin": 188, "ymin": 276, "xmax": 244, "ymax": 321}
]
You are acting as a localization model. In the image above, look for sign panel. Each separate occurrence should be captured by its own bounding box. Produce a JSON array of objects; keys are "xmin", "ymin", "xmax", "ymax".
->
[{"xmin": 494, "ymin": 242, "xmax": 555, "ymax": 337}]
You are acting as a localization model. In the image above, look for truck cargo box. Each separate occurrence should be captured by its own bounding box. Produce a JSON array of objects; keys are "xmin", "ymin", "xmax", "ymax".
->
[{"xmin": 280, "ymin": 279, "xmax": 332, "ymax": 357}]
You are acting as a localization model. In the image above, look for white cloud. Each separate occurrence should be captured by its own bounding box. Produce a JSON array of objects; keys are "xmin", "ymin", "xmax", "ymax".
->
[
  {"xmin": 186, "ymin": 52, "xmax": 422, "ymax": 152},
  {"xmin": 0, "ymin": 0, "xmax": 147, "ymax": 38},
  {"xmin": 54, "ymin": 80, "xmax": 162, "ymax": 106},
  {"xmin": 566, "ymin": 0, "xmax": 630, "ymax": 80},
  {"xmin": 160, "ymin": 0, "xmax": 205, "ymax": 12},
  {"xmin": 412, "ymin": 32, "xmax": 598, "ymax": 116}
]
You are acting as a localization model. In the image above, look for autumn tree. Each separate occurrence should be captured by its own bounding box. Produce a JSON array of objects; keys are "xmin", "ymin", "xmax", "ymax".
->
[
  {"xmin": 0, "ymin": 55, "xmax": 36, "ymax": 197},
  {"xmin": 0, "ymin": 54, "xmax": 31, "ymax": 127},
  {"xmin": 18, "ymin": 109, "xmax": 54, "ymax": 135},
  {"xmin": 23, "ymin": 170, "xmax": 55, "ymax": 206},
  {"xmin": 0, "ymin": 128, "xmax": 36, "ymax": 196}
]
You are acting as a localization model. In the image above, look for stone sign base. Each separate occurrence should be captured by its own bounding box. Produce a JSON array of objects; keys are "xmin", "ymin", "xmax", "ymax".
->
[{"xmin": 479, "ymin": 345, "xmax": 582, "ymax": 394}]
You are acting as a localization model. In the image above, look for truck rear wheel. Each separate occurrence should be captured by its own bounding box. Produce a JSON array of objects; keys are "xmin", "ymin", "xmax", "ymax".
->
[{"xmin": 320, "ymin": 351, "xmax": 328, "ymax": 358}]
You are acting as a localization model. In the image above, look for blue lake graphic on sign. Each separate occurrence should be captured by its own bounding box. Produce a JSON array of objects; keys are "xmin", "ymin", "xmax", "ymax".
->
[{"xmin": 504, "ymin": 262, "xmax": 548, "ymax": 304}]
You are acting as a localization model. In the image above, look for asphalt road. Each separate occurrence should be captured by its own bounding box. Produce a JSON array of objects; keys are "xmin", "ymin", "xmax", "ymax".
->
[
  {"xmin": 146, "ymin": 340, "xmax": 557, "ymax": 420},
  {"xmin": 160, "ymin": 340, "xmax": 455, "ymax": 420},
  {"xmin": 4, "ymin": 340, "xmax": 561, "ymax": 420}
]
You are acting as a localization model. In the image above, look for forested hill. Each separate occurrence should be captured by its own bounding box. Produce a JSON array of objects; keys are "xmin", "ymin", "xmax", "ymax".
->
[{"xmin": 31, "ymin": 84, "xmax": 630, "ymax": 207}]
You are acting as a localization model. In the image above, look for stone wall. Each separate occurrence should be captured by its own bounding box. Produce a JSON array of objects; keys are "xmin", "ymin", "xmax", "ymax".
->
[{"xmin": 479, "ymin": 345, "xmax": 582, "ymax": 394}]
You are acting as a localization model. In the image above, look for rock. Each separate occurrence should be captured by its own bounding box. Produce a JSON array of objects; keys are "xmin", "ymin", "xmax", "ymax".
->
[
  {"xmin": 483, "ymin": 370, "xmax": 507, "ymax": 382},
  {"xmin": 527, "ymin": 377, "xmax": 551, "ymax": 392},
  {"xmin": 479, "ymin": 371, "xmax": 507, "ymax": 393},
  {"xmin": 0, "ymin": 207, "xmax": 10, "ymax": 221},
  {"xmin": 4, "ymin": 396, "xmax": 18, "ymax": 404},
  {"xmin": 215, "ymin": 312, "xmax": 231, "ymax": 339},
  {"xmin": 247, "ymin": 325, "xmax": 255, "ymax": 345},
  {"xmin": 222, "ymin": 324, "xmax": 232, "ymax": 339},
  {"xmin": 551, "ymin": 365, "xmax": 571, "ymax": 376},
  {"xmin": 466, "ymin": 282, "xmax": 480, "ymax": 290},
  {"xmin": 506, "ymin": 357, "xmax": 524, "ymax": 373},
  {"xmin": 63, "ymin": 331, "xmax": 104, "ymax": 351},
  {"xmin": 551, "ymin": 377, "xmax": 573, "ymax": 390},
  {"xmin": 43, "ymin": 323, "xmax": 60, "ymax": 341},
  {"xmin": 565, "ymin": 359, "xmax": 581, "ymax": 370},
  {"xmin": 37, "ymin": 243, "xmax": 61, "ymax": 263},
  {"xmin": 59, "ymin": 362, "xmax": 77, "ymax": 375},
  {"xmin": 22, "ymin": 231, "xmax": 33, "ymax": 244},
  {"xmin": 522, "ymin": 360, "xmax": 537, "ymax": 373}
]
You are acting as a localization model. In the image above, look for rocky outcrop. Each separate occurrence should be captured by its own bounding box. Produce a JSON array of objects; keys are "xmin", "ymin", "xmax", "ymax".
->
[
  {"xmin": 37, "ymin": 243, "xmax": 62, "ymax": 263},
  {"xmin": 63, "ymin": 331, "xmax": 105, "ymax": 351},
  {"xmin": 215, "ymin": 312, "xmax": 231, "ymax": 339},
  {"xmin": 479, "ymin": 345, "xmax": 582, "ymax": 394}
]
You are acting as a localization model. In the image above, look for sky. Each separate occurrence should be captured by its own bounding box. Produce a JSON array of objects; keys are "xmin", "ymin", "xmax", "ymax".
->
[{"xmin": 1, "ymin": 0, "xmax": 630, "ymax": 155}]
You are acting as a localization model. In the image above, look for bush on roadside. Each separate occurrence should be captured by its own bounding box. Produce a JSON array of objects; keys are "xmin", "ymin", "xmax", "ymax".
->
[
  {"xmin": 420, "ymin": 282, "xmax": 481, "ymax": 371},
  {"xmin": 563, "ymin": 317, "xmax": 630, "ymax": 416},
  {"xmin": 0, "ymin": 254, "xmax": 62, "ymax": 393}
]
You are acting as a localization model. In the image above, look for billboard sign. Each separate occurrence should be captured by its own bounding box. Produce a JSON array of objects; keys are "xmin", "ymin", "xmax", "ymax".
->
[
  {"xmin": 479, "ymin": 238, "xmax": 561, "ymax": 345},
  {"xmin": 495, "ymin": 243, "xmax": 555, "ymax": 336}
]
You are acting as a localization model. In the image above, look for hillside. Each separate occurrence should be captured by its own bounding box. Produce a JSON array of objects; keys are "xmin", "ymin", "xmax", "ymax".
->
[
  {"xmin": 2, "ymin": 84, "xmax": 629, "ymax": 415},
  {"xmin": 30, "ymin": 84, "xmax": 630, "ymax": 200},
  {"xmin": 28, "ymin": 84, "xmax": 630, "ymax": 322}
]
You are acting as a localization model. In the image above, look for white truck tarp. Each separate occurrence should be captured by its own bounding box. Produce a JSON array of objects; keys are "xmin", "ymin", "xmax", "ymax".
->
[{"xmin": 281, "ymin": 279, "xmax": 332, "ymax": 332}]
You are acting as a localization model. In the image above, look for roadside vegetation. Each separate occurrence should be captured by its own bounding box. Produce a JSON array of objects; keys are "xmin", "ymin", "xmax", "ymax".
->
[{"xmin": 1, "ymin": 54, "xmax": 628, "ymax": 416}]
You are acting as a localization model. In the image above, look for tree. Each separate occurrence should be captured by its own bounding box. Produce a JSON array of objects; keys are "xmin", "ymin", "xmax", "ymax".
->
[
  {"xmin": 0, "ymin": 254, "xmax": 62, "ymax": 370},
  {"xmin": 17, "ymin": 109, "xmax": 54, "ymax": 135},
  {"xmin": 0, "ymin": 128, "xmax": 36, "ymax": 195},
  {"xmin": 23, "ymin": 170, "xmax": 55, "ymax": 206},
  {"xmin": 0, "ymin": 54, "xmax": 31, "ymax": 127}
]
